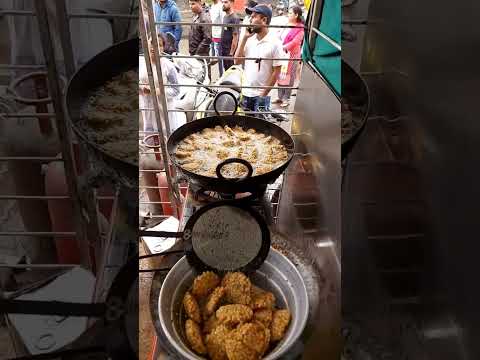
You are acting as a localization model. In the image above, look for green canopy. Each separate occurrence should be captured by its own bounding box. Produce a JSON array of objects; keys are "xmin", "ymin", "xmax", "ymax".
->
[{"xmin": 302, "ymin": 0, "xmax": 341, "ymax": 96}]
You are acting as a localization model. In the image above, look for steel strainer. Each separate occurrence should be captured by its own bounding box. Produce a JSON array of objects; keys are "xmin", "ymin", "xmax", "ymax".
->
[{"xmin": 140, "ymin": 200, "xmax": 271, "ymax": 273}]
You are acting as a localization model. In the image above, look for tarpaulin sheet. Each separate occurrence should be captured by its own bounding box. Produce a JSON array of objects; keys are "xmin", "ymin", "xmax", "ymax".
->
[{"xmin": 302, "ymin": 0, "xmax": 341, "ymax": 96}]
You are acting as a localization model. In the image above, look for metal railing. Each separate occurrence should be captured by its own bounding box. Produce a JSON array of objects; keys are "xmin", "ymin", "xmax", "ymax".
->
[
  {"xmin": 0, "ymin": 2, "xmax": 137, "ymax": 355},
  {"xmin": 0, "ymin": 3, "xmax": 138, "ymax": 256}
]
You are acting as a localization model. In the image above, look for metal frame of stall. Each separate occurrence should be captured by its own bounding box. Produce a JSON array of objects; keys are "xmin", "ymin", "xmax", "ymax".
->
[{"xmin": 0, "ymin": 1, "xmax": 137, "ymax": 356}]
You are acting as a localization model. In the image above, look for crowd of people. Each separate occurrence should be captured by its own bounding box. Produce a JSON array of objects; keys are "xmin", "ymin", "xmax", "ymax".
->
[
  {"xmin": 141, "ymin": 0, "xmax": 306, "ymax": 217},
  {"xmin": 152, "ymin": 0, "xmax": 305, "ymax": 111}
]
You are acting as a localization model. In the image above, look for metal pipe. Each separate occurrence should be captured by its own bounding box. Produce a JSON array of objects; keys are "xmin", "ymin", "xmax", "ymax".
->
[
  {"xmin": 68, "ymin": 13, "xmax": 138, "ymax": 20},
  {"xmin": 59, "ymin": 2, "xmax": 103, "ymax": 273},
  {"xmin": 0, "ymin": 195, "xmax": 70, "ymax": 200},
  {"xmin": 55, "ymin": 0, "xmax": 76, "ymax": 78},
  {"xmin": 0, "ymin": 64, "xmax": 45, "ymax": 70},
  {"xmin": 0, "ymin": 10, "xmax": 35, "ymax": 16},
  {"xmin": 138, "ymin": 151, "xmax": 165, "ymax": 155},
  {"xmin": 144, "ymin": 2, "xmax": 172, "ymax": 137},
  {"xmin": 140, "ymin": 0, "xmax": 180, "ymax": 217},
  {"xmin": 0, "ymin": 232, "xmax": 76, "ymax": 237},
  {"xmin": 139, "ymin": 268, "xmax": 171, "ymax": 273},
  {"xmin": 161, "ymin": 54, "xmax": 302, "ymax": 61},
  {"xmin": 156, "ymin": 21, "xmax": 307, "ymax": 29},
  {"xmin": 307, "ymin": 0, "xmax": 322, "ymax": 51},
  {"xmin": 140, "ymin": 186, "xmax": 169, "ymax": 189},
  {"xmin": 104, "ymin": 188, "xmax": 120, "ymax": 259},
  {"xmin": 308, "ymin": 60, "xmax": 331, "ymax": 87},
  {"xmin": 92, "ymin": 187, "xmax": 120, "ymax": 304},
  {"xmin": 34, "ymin": 1, "xmax": 92, "ymax": 269},
  {"xmin": 0, "ymin": 157, "xmax": 62, "ymax": 161},
  {"xmin": 165, "ymin": 109, "xmax": 295, "ymax": 115},
  {"xmin": 138, "ymin": 250, "xmax": 184, "ymax": 259},
  {"xmin": 310, "ymin": 27, "xmax": 341, "ymax": 51},
  {"xmin": 0, "ymin": 113, "xmax": 56, "ymax": 118},
  {"xmin": 0, "ymin": 264, "xmax": 77, "ymax": 269},
  {"xmin": 0, "ymin": 195, "xmax": 113, "ymax": 200},
  {"xmin": 161, "ymin": 83, "xmax": 298, "ymax": 89},
  {"xmin": 140, "ymin": 201, "xmax": 176, "ymax": 205}
]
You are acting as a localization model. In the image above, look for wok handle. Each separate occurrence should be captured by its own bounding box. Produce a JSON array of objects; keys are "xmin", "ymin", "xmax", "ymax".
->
[
  {"xmin": 142, "ymin": 134, "xmax": 163, "ymax": 149},
  {"xmin": 139, "ymin": 230, "xmax": 184, "ymax": 238},
  {"xmin": 216, "ymin": 158, "xmax": 254, "ymax": 182},
  {"xmin": 213, "ymin": 91, "xmax": 238, "ymax": 116},
  {"xmin": 142, "ymin": 134, "xmax": 162, "ymax": 161}
]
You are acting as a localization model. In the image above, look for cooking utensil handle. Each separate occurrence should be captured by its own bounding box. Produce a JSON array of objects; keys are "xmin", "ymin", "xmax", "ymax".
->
[
  {"xmin": 138, "ymin": 250, "xmax": 184, "ymax": 260},
  {"xmin": 0, "ymin": 299, "xmax": 106, "ymax": 317},
  {"xmin": 216, "ymin": 158, "xmax": 254, "ymax": 182},
  {"xmin": 139, "ymin": 230, "xmax": 184, "ymax": 238},
  {"xmin": 142, "ymin": 134, "xmax": 163, "ymax": 149},
  {"xmin": 213, "ymin": 91, "xmax": 238, "ymax": 116},
  {"xmin": 142, "ymin": 134, "xmax": 163, "ymax": 161}
]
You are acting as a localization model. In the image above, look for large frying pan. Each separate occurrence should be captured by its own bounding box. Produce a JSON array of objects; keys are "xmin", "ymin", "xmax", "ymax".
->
[
  {"xmin": 342, "ymin": 60, "xmax": 370, "ymax": 160},
  {"xmin": 65, "ymin": 37, "xmax": 139, "ymax": 184},
  {"xmin": 167, "ymin": 92, "xmax": 295, "ymax": 195}
]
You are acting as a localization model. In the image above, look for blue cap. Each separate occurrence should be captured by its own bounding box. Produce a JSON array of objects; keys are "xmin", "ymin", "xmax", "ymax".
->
[{"xmin": 245, "ymin": 4, "xmax": 272, "ymax": 23}]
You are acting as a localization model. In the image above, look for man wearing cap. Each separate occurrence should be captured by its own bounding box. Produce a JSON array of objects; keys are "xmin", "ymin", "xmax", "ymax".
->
[
  {"xmin": 234, "ymin": 4, "xmax": 284, "ymax": 112},
  {"xmin": 239, "ymin": 0, "xmax": 257, "ymax": 40}
]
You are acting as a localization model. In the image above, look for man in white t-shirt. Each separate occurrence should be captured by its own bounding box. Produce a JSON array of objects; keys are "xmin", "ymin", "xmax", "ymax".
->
[
  {"xmin": 210, "ymin": 0, "xmax": 224, "ymax": 75},
  {"xmin": 234, "ymin": 4, "xmax": 284, "ymax": 112}
]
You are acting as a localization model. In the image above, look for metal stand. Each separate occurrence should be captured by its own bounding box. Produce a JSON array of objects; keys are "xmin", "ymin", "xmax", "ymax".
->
[{"xmin": 0, "ymin": 1, "xmax": 137, "ymax": 357}]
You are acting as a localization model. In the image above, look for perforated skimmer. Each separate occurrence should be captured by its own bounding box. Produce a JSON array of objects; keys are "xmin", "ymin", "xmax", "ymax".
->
[{"xmin": 139, "ymin": 200, "xmax": 271, "ymax": 273}]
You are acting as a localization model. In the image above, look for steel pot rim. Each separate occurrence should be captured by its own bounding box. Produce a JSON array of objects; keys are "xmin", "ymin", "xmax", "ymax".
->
[{"xmin": 158, "ymin": 248, "xmax": 309, "ymax": 360}]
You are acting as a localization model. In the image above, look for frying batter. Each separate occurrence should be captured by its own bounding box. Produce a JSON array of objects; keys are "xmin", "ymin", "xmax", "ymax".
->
[
  {"xmin": 174, "ymin": 125, "xmax": 289, "ymax": 178},
  {"xmin": 82, "ymin": 70, "xmax": 138, "ymax": 165}
]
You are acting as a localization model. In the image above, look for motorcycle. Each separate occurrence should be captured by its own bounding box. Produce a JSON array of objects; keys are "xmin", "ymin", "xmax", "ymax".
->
[
  {"xmin": 192, "ymin": 65, "xmax": 289, "ymax": 124},
  {"xmin": 156, "ymin": 32, "xmax": 211, "ymax": 123},
  {"xmin": 168, "ymin": 56, "xmax": 210, "ymax": 123}
]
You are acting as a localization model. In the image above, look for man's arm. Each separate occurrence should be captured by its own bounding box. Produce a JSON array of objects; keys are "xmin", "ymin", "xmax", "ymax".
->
[
  {"xmin": 230, "ymin": 17, "xmax": 240, "ymax": 55},
  {"xmin": 234, "ymin": 35, "xmax": 250, "ymax": 65},
  {"xmin": 153, "ymin": 2, "xmax": 161, "ymax": 33},
  {"xmin": 172, "ymin": 8, "xmax": 183, "ymax": 44},
  {"xmin": 230, "ymin": 33, "xmax": 239, "ymax": 55},
  {"xmin": 261, "ymin": 66, "xmax": 281, "ymax": 97}
]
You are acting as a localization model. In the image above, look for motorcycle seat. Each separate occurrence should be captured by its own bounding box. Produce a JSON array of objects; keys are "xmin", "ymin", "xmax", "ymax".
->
[{"xmin": 217, "ymin": 80, "xmax": 241, "ymax": 93}]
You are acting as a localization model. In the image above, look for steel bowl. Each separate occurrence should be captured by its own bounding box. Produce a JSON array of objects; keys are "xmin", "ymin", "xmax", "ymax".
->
[{"xmin": 158, "ymin": 248, "xmax": 309, "ymax": 359}]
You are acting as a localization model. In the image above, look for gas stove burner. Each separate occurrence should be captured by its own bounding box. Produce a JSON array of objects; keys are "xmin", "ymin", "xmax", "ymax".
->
[{"xmin": 190, "ymin": 184, "xmax": 267, "ymax": 203}]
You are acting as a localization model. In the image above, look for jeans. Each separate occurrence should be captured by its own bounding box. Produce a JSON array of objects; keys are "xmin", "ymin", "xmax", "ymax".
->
[
  {"xmin": 278, "ymin": 87, "xmax": 292, "ymax": 101},
  {"xmin": 242, "ymin": 96, "xmax": 271, "ymax": 112},
  {"xmin": 221, "ymin": 47, "xmax": 234, "ymax": 72},
  {"xmin": 211, "ymin": 41, "xmax": 223, "ymax": 76}
]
